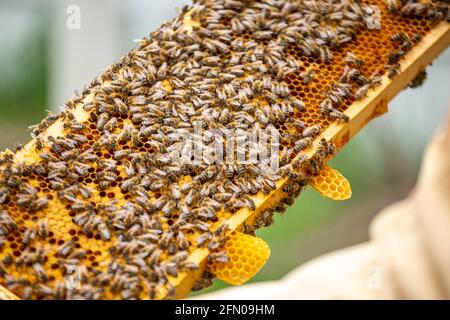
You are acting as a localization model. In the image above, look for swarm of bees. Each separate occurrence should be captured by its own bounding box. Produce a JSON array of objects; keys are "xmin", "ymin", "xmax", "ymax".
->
[{"xmin": 0, "ymin": 0, "xmax": 448, "ymax": 300}]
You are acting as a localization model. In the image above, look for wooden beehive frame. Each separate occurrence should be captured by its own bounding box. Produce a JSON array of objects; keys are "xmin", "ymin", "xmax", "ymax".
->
[
  {"xmin": 0, "ymin": 284, "xmax": 19, "ymax": 300},
  {"xmin": 0, "ymin": 18, "xmax": 449, "ymax": 300}
]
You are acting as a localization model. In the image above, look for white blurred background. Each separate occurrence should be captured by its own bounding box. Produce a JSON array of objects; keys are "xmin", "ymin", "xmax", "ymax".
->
[{"xmin": 0, "ymin": 0, "xmax": 449, "ymax": 295}]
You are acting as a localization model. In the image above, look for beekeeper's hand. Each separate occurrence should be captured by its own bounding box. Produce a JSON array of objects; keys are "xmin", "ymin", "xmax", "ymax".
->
[{"xmin": 195, "ymin": 109, "xmax": 450, "ymax": 300}]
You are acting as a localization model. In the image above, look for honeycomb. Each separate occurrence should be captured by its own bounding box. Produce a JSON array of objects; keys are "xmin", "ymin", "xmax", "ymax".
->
[
  {"xmin": 309, "ymin": 166, "xmax": 352, "ymax": 201},
  {"xmin": 0, "ymin": 0, "xmax": 448, "ymax": 299},
  {"xmin": 208, "ymin": 232, "xmax": 270, "ymax": 286}
]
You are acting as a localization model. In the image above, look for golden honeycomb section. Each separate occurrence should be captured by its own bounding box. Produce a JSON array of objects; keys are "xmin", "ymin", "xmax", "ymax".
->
[
  {"xmin": 208, "ymin": 232, "xmax": 270, "ymax": 286},
  {"xmin": 309, "ymin": 166, "xmax": 352, "ymax": 201}
]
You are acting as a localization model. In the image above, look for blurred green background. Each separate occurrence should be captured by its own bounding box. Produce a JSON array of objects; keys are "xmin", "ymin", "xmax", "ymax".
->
[{"xmin": 0, "ymin": 0, "xmax": 449, "ymax": 296}]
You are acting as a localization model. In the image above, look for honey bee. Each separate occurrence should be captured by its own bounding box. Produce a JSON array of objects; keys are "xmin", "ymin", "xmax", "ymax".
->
[
  {"xmin": 243, "ymin": 222, "xmax": 256, "ymax": 236},
  {"xmin": 302, "ymin": 125, "xmax": 321, "ymax": 138},
  {"xmin": 320, "ymin": 47, "xmax": 332, "ymax": 63},
  {"xmin": 386, "ymin": 0, "xmax": 400, "ymax": 13},
  {"xmin": 309, "ymin": 158, "xmax": 321, "ymax": 175},
  {"xmin": 67, "ymin": 133, "xmax": 88, "ymax": 144},
  {"xmin": 290, "ymin": 97, "xmax": 305, "ymax": 111},
  {"xmin": 191, "ymin": 272, "xmax": 214, "ymax": 292},
  {"xmin": 330, "ymin": 109, "xmax": 350, "ymax": 122},
  {"xmin": 157, "ymin": 61, "xmax": 168, "ymax": 80},
  {"xmin": 401, "ymin": 39, "xmax": 412, "ymax": 51},
  {"xmin": 391, "ymin": 31, "xmax": 408, "ymax": 43},
  {"xmin": 77, "ymin": 150, "xmax": 98, "ymax": 162},
  {"xmin": 256, "ymin": 209, "xmax": 274, "ymax": 228},
  {"xmin": 149, "ymin": 180, "xmax": 164, "ymax": 192},
  {"xmin": 409, "ymin": 69, "xmax": 427, "ymax": 88},
  {"xmin": 33, "ymin": 263, "xmax": 49, "ymax": 283},
  {"xmin": 161, "ymin": 200, "xmax": 176, "ymax": 218},
  {"xmin": 1, "ymin": 253, "xmax": 12, "ymax": 268},
  {"xmin": 97, "ymin": 113, "xmax": 109, "ymax": 131},
  {"xmin": 369, "ymin": 74, "xmax": 383, "ymax": 88},
  {"xmin": 388, "ymin": 63, "xmax": 401, "ymax": 79},
  {"xmin": 253, "ymin": 30, "xmax": 274, "ymax": 40},
  {"xmin": 113, "ymin": 149, "xmax": 132, "ymax": 161},
  {"xmin": 428, "ymin": 7, "xmax": 446, "ymax": 25},
  {"xmin": 411, "ymin": 33, "xmax": 422, "ymax": 44},
  {"xmin": 219, "ymin": 108, "xmax": 232, "ymax": 124},
  {"xmin": 317, "ymin": 138, "xmax": 337, "ymax": 158},
  {"xmin": 22, "ymin": 229, "xmax": 36, "ymax": 246},
  {"xmin": 60, "ymin": 149, "xmax": 80, "ymax": 161},
  {"xmin": 344, "ymin": 52, "xmax": 364, "ymax": 68},
  {"xmin": 159, "ymin": 231, "xmax": 174, "ymax": 250},
  {"xmin": 121, "ymin": 176, "xmax": 140, "ymax": 192},
  {"xmin": 208, "ymin": 252, "xmax": 229, "ymax": 263},
  {"xmin": 320, "ymin": 98, "xmax": 333, "ymax": 114},
  {"xmin": 242, "ymin": 195, "xmax": 255, "ymax": 210},
  {"xmin": 196, "ymin": 232, "xmax": 213, "ymax": 247},
  {"xmin": 16, "ymin": 193, "xmax": 35, "ymax": 207},
  {"xmin": 181, "ymin": 260, "xmax": 199, "ymax": 272},
  {"xmin": 230, "ymin": 18, "xmax": 246, "ymax": 34},
  {"xmin": 400, "ymin": 2, "xmax": 428, "ymax": 18},
  {"xmin": 69, "ymin": 249, "xmax": 88, "ymax": 260},
  {"xmin": 97, "ymin": 113, "xmax": 114, "ymax": 130},
  {"xmin": 290, "ymin": 153, "xmax": 308, "ymax": 169},
  {"xmin": 388, "ymin": 50, "xmax": 405, "ymax": 65},
  {"xmin": 59, "ymin": 240, "xmax": 75, "ymax": 258},
  {"xmin": 283, "ymin": 181, "xmax": 301, "ymax": 197},
  {"xmin": 98, "ymin": 222, "xmax": 111, "ymax": 241},
  {"xmin": 354, "ymin": 84, "xmax": 370, "ymax": 100},
  {"xmin": 340, "ymin": 66, "xmax": 358, "ymax": 83},
  {"xmin": 287, "ymin": 118, "xmax": 306, "ymax": 130},
  {"xmin": 34, "ymin": 284, "xmax": 54, "ymax": 297},
  {"xmin": 293, "ymin": 137, "xmax": 313, "ymax": 153},
  {"xmin": 37, "ymin": 220, "xmax": 49, "ymax": 239}
]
